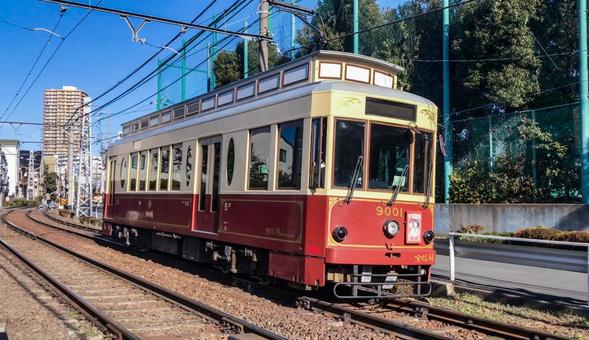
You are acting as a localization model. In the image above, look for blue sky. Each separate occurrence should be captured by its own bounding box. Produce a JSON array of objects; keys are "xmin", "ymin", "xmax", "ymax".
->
[{"xmin": 0, "ymin": 0, "xmax": 404, "ymax": 152}]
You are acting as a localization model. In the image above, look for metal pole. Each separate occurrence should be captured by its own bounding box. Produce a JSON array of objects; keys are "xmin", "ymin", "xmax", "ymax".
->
[
  {"xmin": 207, "ymin": 43, "xmax": 211, "ymax": 92},
  {"xmin": 244, "ymin": 21, "xmax": 249, "ymax": 79},
  {"xmin": 181, "ymin": 39, "xmax": 186, "ymax": 102},
  {"xmin": 579, "ymin": 0, "xmax": 589, "ymax": 204},
  {"xmin": 488, "ymin": 116, "xmax": 493, "ymax": 167},
  {"xmin": 211, "ymin": 14, "xmax": 217, "ymax": 90},
  {"xmin": 449, "ymin": 234, "xmax": 455, "ymax": 282},
  {"xmin": 67, "ymin": 129, "xmax": 74, "ymax": 209},
  {"xmin": 156, "ymin": 59, "xmax": 162, "ymax": 110},
  {"xmin": 259, "ymin": 0, "xmax": 269, "ymax": 72},
  {"xmin": 443, "ymin": 0, "xmax": 452, "ymax": 203},
  {"xmin": 353, "ymin": 0, "xmax": 359, "ymax": 54},
  {"xmin": 531, "ymin": 110, "xmax": 538, "ymax": 202},
  {"xmin": 291, "ymin": 0, "xmax": 296, "ymax": 59}
]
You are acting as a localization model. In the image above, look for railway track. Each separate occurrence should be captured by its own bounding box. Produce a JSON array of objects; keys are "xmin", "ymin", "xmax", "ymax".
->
[
  {"xmin": 17, "ymin": 208, "xmax": 574, "ymax": 340},
  {"xmin": 1, "ymin": 208, "xmax": 284, "ymax": 340}
]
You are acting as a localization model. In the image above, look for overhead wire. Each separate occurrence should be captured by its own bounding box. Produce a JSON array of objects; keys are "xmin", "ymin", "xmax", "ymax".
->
[
  {"xmin": 87, "ymin": 1, "xmax": 262, "ymax": 125},
  {"xmin": 4, "ymin": 0, "xmax": 105, "ymax": 122},
  {"xmin": 1, "ymin": 14, "xmax": 64, "ymax": 120},
  {"xmin": 64, "ymin": 0, "xmax": 250, "ymax": 127}
]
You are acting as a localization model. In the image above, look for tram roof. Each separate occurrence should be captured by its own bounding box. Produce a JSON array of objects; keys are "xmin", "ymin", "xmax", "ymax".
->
[{"xmin": 119, "ymin": 50, "xmax": 422, "ymax": 138}]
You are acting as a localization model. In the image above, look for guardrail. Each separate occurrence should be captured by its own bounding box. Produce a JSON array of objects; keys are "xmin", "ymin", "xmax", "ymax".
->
[{"xmin": 446, "ymin": 232, "xmax": 589, "ymax": 305}]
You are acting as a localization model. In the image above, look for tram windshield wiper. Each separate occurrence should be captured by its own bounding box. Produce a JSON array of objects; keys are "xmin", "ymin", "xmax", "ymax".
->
[
  {"xmin": 344, "ymin": 155, "xmax": 363, "ymax": 204},
  {"xmin": 387, "ymin": 165, "xmax": 409, "ymax": 207}
]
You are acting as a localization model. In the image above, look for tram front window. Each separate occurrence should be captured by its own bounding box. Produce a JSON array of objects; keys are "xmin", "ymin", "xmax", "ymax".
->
[
  {"xmin": 334, "ymin": 120, "xmax": 365, "ymax": 187},
  {"xmin": 368, "ymin": 123, "xmax": 410, "ymax": 191}
]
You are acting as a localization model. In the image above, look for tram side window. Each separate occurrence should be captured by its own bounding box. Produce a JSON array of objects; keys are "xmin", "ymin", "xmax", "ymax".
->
[
  {"xmin": 171, "ymin": 144, "xmax": 183, "ymax": 191},
  {"xmin": 277, "ymin": 119, "xmax": 304, "ymax": 189},
  {"xmin": 413, "ymin": 132, "xmax": 433, "ymax": 194},
  {"xmin": 160, "ymin": 146, "xmax": 170, "ymax": 190},
  {"xmin": 310, "ymin": 117, "xmax": 327, "ymax": 189},
  {"xmin": 368, "ymin": 123, "xmax": 410, "ymax": 191},
  {"xmin": 249, "ymin": 126, "xmax": 271, "ymax": 190},
  {"xmin": 129, "ymin": 153, "xmax": 138, "ymax": 191},
  {"xmin": 139, "ymin": 151, "xmax": 148, "ymax": 191},
  {"xmin": 119, "ymin": 156, "xmax": 127, "ymax": 190},
  {"xmin": 149, "ymin": 148, "xmax": 159, "ymax": 191},
  {"xmin": 108, "ymin": 159, "xmax": 116, "ymax": 205},
  {"xmin": 334, "ymin": 120, "xmax": 365, "ymax": 187}
]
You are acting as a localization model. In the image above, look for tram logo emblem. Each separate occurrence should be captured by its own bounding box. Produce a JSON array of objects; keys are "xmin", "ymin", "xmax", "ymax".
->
[{"xmin": 147, "ymin": 200, "xmax": 152, "ymax": 209}]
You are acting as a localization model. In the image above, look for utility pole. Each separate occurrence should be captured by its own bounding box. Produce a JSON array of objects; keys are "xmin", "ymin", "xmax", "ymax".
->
[
  {"xmin": 27, "ymin": 150, "xmax": 34, "ymax": 200},
  {"xmin": 442, "ymin": 0, "xmax": 452, "ymax": 203},
  {"xmin": 244, "ymin": 21, "xmax": 249, "ymax": 78},
  {"xmin": 76, "ymin": 98, "xmax": 93, "ymax": 217},
  {"xmin": 291, "ymin": 0, "xmax": 296, "ymax": 59},
  {"xmin": 67, "ymin": 129, "xmax": 75, "ymax": 209},
  {"xmin": 580, "ymin": 0, "xmax": 589, "ymax": 204},
  {"xmin": 259, "ymin": 0, "xmax": 269, "ymax": 72},
  {"xmin": 353, "ymin": 0, "xmax": 359, "ymax": 54},
  {"xmin": 211, "ymin": 14, "xmax": 217, "ymax": 90}
]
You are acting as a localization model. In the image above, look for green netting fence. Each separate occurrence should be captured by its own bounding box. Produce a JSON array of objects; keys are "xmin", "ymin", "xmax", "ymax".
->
[{"xmin": 449, "ymin": 102, "xmax": 581, "ymax": 202}]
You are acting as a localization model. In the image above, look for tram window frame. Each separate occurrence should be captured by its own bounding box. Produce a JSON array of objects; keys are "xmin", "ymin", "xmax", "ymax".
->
[
  {"xmin": 333, "ymin": 119, "xmax": 366, "ymax": 189},
  {"xmin": 198, "ymin": 144, "xmax": 208, "ymax": 211},
  {"xmin": 277, "ymin": 119, "xmax": 304, "ymax": 190},
  {"xmin": 139, "ymin": 151, "xmax": 148, "ymax": 191},
  {"xmin": 226, "ymin": 138, "xmax": 235, "ymax": 186},
  {"xmin": 248, "ymin": 126, "xmax": 271, "ymax": 190},
  {"xmin": 159, "ymin": 146, "xmax": 170, "ymax": 191},
  {"xmin": 366, "ymin": 122, "xmax": 411, "ymax": 193},
  {"xmin": 309, "ymin": 117, "xmax": 327, "ymax": 189},
  {"xmin": 148, "ymin": 148, "xmax": 159, "ymax": 191},
  {"xmin": 171, "ymin": 143, "xmax": 183, "ymax": 191},
  {"xmin": 129, "ymin": 152, "xmax": 138, "ymax": 191},
  {"xmin": 413, "ymin": 131, "xmax": 434, "ymax": 195}
]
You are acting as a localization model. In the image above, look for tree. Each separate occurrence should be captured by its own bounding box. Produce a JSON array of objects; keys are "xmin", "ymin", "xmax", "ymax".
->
[
  {"xmin": 44, "ymin": 172, "xmax": 58, "ymax": 196},
  {"xmin": 214, "ymin": 51, "xmax": 241, "ymax": 87},
  {"xmin": 453, "ymin": 0, "xmax": 541, "ymax": 112}
]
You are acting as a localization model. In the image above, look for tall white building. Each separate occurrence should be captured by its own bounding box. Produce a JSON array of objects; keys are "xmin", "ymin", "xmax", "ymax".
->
[{"xmin": 0, "ymin": 140, "xmax": 21, "ymax": 198}]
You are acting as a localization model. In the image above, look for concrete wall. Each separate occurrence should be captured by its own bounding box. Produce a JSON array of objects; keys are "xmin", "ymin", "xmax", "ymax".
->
[{"xmin": 434, "ymin": 204, "xmax": 589, "ymax": 233}]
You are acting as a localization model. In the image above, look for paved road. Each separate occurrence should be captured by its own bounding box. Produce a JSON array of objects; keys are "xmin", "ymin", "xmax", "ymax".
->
[{"xmin": 433, "ymin": 254, "xmax": 587, "ymax": 305}]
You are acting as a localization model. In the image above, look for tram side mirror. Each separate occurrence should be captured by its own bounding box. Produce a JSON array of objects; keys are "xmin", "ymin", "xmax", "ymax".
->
[{"xmin": 404, "ymin": 130, "xmax": 414, "ymax": 144}]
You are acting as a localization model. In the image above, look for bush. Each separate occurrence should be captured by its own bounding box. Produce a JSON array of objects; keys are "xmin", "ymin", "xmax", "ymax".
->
[
  {"xmin": 513, "ymin": 226, "xmax": 563, "ymax": 240},
  {"xmin": 460, "ymin": 225, "xmax": 486, "ymax": 233},
  {"xmin": 5, "ymin": 198, "xmax": 37, "ymax": 207}
]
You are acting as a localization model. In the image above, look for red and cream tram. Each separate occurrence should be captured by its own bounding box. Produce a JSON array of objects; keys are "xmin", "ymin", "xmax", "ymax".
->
[{"xmin": 103, "ymin": 51, "xmax": 437, "ymax": 298}]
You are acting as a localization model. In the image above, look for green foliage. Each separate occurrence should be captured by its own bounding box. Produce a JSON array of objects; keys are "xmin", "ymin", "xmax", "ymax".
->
[
  {"xmin": 5, "ymin": 198, "xmax": 37, "ymax": 207},
  {"xmin": 213, "ymin": 51, "xmax": 240, "ymax": 87},
  {"xmin": 450, "ymin": 118, "xmax": 577, "ymax": 203},
  {"xmin": 44, "ymin": 172, "xmax": 58, "ymax": 195},
  {"xmin": 515, "ymin": 227, "xmax": 589, "ymax": 243}
]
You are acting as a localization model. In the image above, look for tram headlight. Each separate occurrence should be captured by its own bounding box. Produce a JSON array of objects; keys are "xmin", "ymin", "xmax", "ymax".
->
[
  {"xmin": 332, "ymin": 226, "xmax": 348, "ymax": 242},
  {"xmin": 383, "ymin": 220, "xmax": 400, "ymax": 238},
  {"xmin": 423, "ymin": 230, "xmax": 435, "ymax": 244}
]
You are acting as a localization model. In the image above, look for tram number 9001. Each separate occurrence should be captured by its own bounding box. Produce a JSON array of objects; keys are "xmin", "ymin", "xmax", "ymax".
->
[{"xmin": 375, "ymin": 206, "xmax": 404, "ymax": 217}]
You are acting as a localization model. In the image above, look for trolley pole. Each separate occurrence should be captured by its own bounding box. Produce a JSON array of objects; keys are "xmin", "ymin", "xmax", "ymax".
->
[
  {"xmin": 259, "ymin": 0, "xmax": 269, "ymax": 72},
  {"xmin": 579, "ymin": 0, "xmax": 589, "ymax": 204},
  {"xmin": 353, "ymin": 0, "xmax": 359, "ymax": 54},
  {"xmin": 244, "ymin": 21, "xmax": 249, "ymax": 79},
  {"xmin": 443, "ymin": 0, "xmax": 452, "ymax": 203}
]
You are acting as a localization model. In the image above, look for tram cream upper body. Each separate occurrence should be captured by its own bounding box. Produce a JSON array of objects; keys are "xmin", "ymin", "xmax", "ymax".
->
[{"xmin": 106, "ymin": 51, "xmax": 438, "ymax": 203}]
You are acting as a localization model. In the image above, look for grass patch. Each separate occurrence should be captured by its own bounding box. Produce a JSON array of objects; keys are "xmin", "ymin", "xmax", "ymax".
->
[{"xmin": 427, "ymin": 293, "xmax": 589, "ymax": 339}]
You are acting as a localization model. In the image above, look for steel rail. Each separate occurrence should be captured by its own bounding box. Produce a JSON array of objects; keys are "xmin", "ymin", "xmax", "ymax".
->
[
  {"xmin": 0, "ymin": 212, "xmax": 138, "ymax": 339},
  {"xmin": 383, "ymin": 298, "xmax": 570, "ymax": 340},
  {"xmin": 41, "ymin": 209, "xmax": 101, "ymax": 234},
  {"xmin": 5, "ymin": 209, "xmax": 285, "ymax": 340},
  {"xmin": 297, "ymin": 296, "xmax": 450, "ymax": 340}
]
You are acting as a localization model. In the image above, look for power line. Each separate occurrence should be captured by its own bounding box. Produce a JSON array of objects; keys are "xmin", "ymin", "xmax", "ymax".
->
[
  {"xmin": 4, "ymin": 0, "xmax": 105, "ymax": 122},
  {"xmin": 45, "ymin": 0, "xmax": 270, "ymax": 41},
  {"xmin": 0, "ymin": 14, "xmax": 64, "ymax": 120},
  {"xmin": 86, "ymin": 1, "xmax": 261, "ymax": 125},
  {"xmin": 62, "ymin": 0, "xmax": 247, "ymax": 128}
]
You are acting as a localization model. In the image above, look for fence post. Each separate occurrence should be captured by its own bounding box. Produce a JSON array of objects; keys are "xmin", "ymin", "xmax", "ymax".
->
[{"xmin": 449, "ymin": 234, "xmax": 455, "ymax": 282}]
